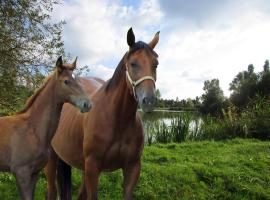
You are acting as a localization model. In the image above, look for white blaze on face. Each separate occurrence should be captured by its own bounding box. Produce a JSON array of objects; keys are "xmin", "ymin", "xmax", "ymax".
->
[{"xmin": 72, "ymin": 73, "xmax": 76, "ymax": 79}]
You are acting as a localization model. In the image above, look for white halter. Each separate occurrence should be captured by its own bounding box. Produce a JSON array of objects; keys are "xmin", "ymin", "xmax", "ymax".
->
[{"xmin": 125, "ymin": 63, "xmax": 156, "ymax": 100}]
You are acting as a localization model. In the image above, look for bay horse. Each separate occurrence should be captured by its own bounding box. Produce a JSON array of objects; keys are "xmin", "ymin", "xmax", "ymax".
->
[
  {"xmin": 0, "ymin": 56, "xmax": 91, "ymax": 200},
  {"xmin": 45, "ymin": 28, "xmax": 159, "ymax": 200}
]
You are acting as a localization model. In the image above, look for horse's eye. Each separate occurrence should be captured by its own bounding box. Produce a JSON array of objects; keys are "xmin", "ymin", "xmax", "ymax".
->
[
  {"xmin": 64, "ymin": 79, "xmax": 71, "ymax": 85},
  {"xmin": 153, "ymin": 65, "xmax": 158, "ymax": 69},
  {"xmin": 130, "ymin": 62, "xmax": 137, "ymax": 68}
]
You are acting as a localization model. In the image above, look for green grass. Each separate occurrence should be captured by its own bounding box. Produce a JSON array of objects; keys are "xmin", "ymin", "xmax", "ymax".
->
[{"xmin": 0, "ymin": 139, "xmax": 269, "ymax": 199}]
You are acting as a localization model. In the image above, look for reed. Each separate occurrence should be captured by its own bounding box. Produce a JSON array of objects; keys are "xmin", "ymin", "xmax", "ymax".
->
[{"xmin": 143, "ymin": 97, "xmax": 270, "ymax": 144}]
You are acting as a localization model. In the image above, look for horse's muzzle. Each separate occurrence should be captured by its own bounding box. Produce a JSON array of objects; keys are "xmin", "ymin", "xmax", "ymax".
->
[
  {"xmin": 138, "ymin": 93, "xmax": 156, "ymax": 113},
  {"xmin": 76, "ymin": 99, "xmax": 92, "ymax": 113}
]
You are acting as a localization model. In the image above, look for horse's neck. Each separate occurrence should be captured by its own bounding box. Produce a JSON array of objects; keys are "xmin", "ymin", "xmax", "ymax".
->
[
  {"xmin": 108, "ymin": 75, "xmax": 138, "ymax": 121},
  {"xmin": 27, "ymin": 75, "xmax": 63, "ymax": 148}
]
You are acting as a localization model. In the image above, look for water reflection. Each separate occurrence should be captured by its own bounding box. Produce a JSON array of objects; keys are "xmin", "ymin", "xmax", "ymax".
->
[{"xmin": 139, "ymin": 110, "xmax": 202, "ymax": 144}]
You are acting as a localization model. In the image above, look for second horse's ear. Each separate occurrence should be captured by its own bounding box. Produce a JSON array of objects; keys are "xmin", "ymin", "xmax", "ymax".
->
[
  {"xmin": 127, "ymin": 27, "xmax": 135, "ymax": 48},
  {"xmin": 70, "ymin": 57, "xmax": 77, "ymax": 71},
  {"xmin": 56, "ymin": 56, "xmax": 65, "ymax": 72}
]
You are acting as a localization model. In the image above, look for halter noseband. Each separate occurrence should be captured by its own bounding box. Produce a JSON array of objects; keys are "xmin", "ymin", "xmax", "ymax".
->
[{"xmin": 125, "ymin": 63, "xmax": 156, "ymax": 100}]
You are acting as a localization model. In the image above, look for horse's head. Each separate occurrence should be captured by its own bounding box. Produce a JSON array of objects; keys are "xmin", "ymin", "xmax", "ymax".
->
[
  {"xmin": 55, "ymin": 56, "xmax": 91, "ymax": 113},
  {"xmin": 125, "ymin": 28, "xmax": 159, "ymax": 113}
]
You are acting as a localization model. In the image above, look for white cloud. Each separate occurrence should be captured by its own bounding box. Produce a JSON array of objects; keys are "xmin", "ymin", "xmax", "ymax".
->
[
  {"xmin": 155, "ymin": 9, "xmax": 270, "ymax": 99},
  {"xmin": 52, "ymin": 0, "xmax": 270, "ymax": 100},
  {"xmin": 52, "ymin": 0, "xmax": 164, "ymax": 87},
  {"xmin": 85, "ymin": 64, "xmax": 114, "ymax": 80}
]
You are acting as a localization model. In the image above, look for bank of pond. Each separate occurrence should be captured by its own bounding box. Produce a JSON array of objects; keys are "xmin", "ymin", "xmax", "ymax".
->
[{"xmin": 141, "ymin": 109, "xmax": 270, "ymax": 145}]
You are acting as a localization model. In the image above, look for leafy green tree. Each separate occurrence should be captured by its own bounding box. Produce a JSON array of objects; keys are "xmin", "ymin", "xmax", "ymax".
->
[
  {"xmin": 155, "ymin": 89, "xmax": 164, "ymax": 108},
  {"xmin": 155, "ymin": 89, "xmax": 161, "ymax": 100},
  {"xmin": 263, "ymin": 60, "xmax": 269, "ymax": 72},
  {"xmin": 257, "ymin": 60, "xmax": 270, "ymax": 97},
  {"xmin": 0, "ymin": 0, "xmax": 65, "ymax": 113},
  {"xmin": 229, "ymin": 64, "xmax": 258, "ymax": 108},
  {"xmin": 186, "ymin": 98, "xmax": 194, "ymax": 108},
  {"xmin": 200, "ymin": 79, "xmax": 225, "ymax": 116},
  {"xmin": 192, "ymin": 96, "xmax": 201, "ymax": 110}
]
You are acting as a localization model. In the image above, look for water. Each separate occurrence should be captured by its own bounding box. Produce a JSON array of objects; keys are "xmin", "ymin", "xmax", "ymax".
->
[{"xmin": 139, "ymin": 110, "xmax": 201, "ymax": 144}]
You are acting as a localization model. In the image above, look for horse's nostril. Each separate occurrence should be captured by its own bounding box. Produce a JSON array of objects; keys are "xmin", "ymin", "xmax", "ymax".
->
[
  {"xmin": 83, "ymin": 101, "xmax": 88, "ymax": 108},
  {"xmin": 142, "ymin": 97, "xmax": 147, "ymax": 104}
]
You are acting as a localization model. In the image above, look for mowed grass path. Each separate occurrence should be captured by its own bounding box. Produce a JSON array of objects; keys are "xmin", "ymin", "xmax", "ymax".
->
[{"xmin": 0, "ymin": 139, "xmax": 269, "ymax": 199}]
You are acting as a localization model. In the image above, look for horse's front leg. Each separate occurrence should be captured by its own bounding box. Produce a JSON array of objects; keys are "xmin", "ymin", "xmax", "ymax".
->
[
  {"xmin": 84, "ymin": 155, "xmax": 100, "ymax": 200},
  {"xmin": 44, "ymin": 150, "xmax": 58, "ymax": 200},
  {"xmin": 14, "ymin": 166, "xmax": 39, "ymax": 200},
  {"xmin": 123, "ymin": 161, "xmax": 141, "ymax": 200},
  {"xmin": 77, "ymin": 172, "xmax": 87, "ymax": 200}
]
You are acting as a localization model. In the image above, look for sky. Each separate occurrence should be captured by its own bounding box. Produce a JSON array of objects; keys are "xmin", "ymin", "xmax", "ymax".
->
[{"xmin": 52, "ymin": 0, "xmax": 270, "ymax": 99}]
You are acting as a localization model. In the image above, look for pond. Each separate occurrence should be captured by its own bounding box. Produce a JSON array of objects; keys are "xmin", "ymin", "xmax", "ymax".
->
[{"xmin": 139, "ymin": 110, "xmax": 202, "ymax": 144}]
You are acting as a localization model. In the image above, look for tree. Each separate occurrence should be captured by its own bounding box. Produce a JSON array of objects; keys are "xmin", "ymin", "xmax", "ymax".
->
[
  {"xmin": 200, "ymin": 79, "xmax": 225, "ymax": 116},
  {"xmin": 263, "ymin": 60, "xmax": 269, "ymax": 72},
  {"xmin": 0, "ymin": 0, "xmax": 65, "ymax": 113},
  {"xmin": 257, "ymin": 60, "xmax": 270, "ymax": 97},
  {"xmin": 229, "ymin": 64, "xmax": 258, "ymax": 108},
  {"xmin": 155, "ymin": 89, "xmax": 161, "ymax": 99},
  {"xmin": 155, "ymin": 89, "xmax": 164, "ymax": 108}
]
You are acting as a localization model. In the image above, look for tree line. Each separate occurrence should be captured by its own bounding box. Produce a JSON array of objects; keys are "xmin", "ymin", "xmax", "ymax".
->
[
  {"xmin": 156, "ymin": 60, "xmax": 270, "ymax": 116},
  {"xmin": 201, "ymin": 60, "xmax": 270, "ymax": 116}
]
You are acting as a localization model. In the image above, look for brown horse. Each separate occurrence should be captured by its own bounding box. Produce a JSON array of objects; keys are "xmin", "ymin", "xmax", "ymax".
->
[
  {"xmin": 0, "ymin": 56, "xmax": 91, "ymax": 200},
  {"xmin": 45, "ymin": 28, "xmax": 159, "ymax": 200}
]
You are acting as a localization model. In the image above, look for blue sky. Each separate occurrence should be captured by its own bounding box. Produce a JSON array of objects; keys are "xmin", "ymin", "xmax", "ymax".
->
[{"xmin": 53, "ymin": 0, "xmax": 270, "ymax": 99}]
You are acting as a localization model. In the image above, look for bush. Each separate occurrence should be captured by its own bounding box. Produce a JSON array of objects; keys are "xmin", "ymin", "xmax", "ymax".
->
[{"xmin": 241, "ymin": 96, "xmax": 270, "ymax": 140}]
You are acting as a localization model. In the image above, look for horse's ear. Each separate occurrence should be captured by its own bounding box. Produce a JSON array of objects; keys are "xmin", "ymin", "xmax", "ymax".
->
[
  {"xmin": 70, "ymin": 57, "xmax": 77, "ymax": 71},
  {"xmin": 127, "ymin": 28, "xmax": 135, "ymax": 48},
  {"xmin": 148, "ymin": 31, "xmax": 160, "ymax": 49},
  {"xmin": 56, "ymin": 56, "xmax": 64, "ymax": 72}
]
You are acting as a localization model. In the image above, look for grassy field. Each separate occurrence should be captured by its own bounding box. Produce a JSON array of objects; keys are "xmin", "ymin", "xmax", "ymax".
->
[{"xmin": 0, "ymin": 139, "xmax": 269, "ymax": 199}]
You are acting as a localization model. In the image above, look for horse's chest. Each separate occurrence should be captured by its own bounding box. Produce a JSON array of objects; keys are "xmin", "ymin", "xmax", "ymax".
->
[
  {"xmin": 34, "ymin": 151, "xmax": 49, "ymax": 167},
  {"xmin": 102, "ymin": 138, "xmax": 141, "ymax": 170},
  {"xmin": 11, "ymin": 148, "xmax": 49, "ymax": 173},
  {"xmin": 28, "ymin": 150, "xmax": 49, "ymax": 172}
]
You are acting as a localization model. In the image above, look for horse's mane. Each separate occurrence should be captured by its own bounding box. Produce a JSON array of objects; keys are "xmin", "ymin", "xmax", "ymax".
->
[
  {"xmin": 17, "ymin": 72, "xmax": 55, "ymax": 114},
  {"xmin": 105, "ymin": 56, "xmax": 126, "ymax": 91},
  {"xmin": 105, "ymin": 41, "xmax": 157, "ymax": 91}
]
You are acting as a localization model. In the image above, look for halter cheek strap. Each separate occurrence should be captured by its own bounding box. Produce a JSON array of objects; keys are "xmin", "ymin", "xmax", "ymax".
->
[{"xmin": 125, "ymin": 64, "xmax": 156, "ymax": 100}]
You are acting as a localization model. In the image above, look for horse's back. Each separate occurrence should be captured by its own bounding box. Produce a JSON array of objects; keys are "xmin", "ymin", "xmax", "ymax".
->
[
  {"xmin": 51, "ymin": 77, "xmax": 104, "ymax": 169},
  {"xmin": 79, "ymin": 77, "xmax": 105, "ymax": 97}
]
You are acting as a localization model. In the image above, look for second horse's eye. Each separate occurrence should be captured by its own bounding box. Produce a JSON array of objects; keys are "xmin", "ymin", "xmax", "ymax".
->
[{"xmin": 64, "ymin": 79, "xmax": 71, "ymax": 85}]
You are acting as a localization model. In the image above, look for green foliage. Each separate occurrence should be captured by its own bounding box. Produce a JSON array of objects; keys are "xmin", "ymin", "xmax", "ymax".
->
[
  {"xmin": 157, "ymin": 97, "xmax": 201, "ymax": 111},
  {"xmin": 196, "ymin": 96, "xmax": 270, "ymax": 141},
  {"xmin": 200, "ymin": 79, "xmax": 225, "ymax": 116},
  {"xmin": 199, "ymin": 116, "xmax": 246, "ymax": 141},
  {"xmin": 241, "ymin": 96, "xmax": 270, "ymax": 140},
  {"xmin": 155, "ymin": 121, "xmax": 171, "ymax": 143},
  {"xmin": 229, "ymin": 60, "xmax": 270, "ymax": 109},
  {"xmin": 0, "ymin": 85, "xmax": 32, "ymax": 116},
  {"xmin": 143, "ymin": 112, "xmax": 194, "ymax": 144},
  {"xmin": 0, "ymin": 0, "xmax": 65, "ymax": 113},
  {"xmin": 155, "ymin": 89, "xmax": 161, "ymax": 100},
  {"xmin": 143, "ymin": 95, "xmax": 270, "ymax": 142},
  {"xmin": 257, "ymin": 60, "xmax": 270, "ymax": 97},
  {"xmin": 1, "ymin": 139, "xmax": 270, "ymax": 200},
  {"xmin": 170, "ymin": 115, "xmax": 191, "ymax": 142}
]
